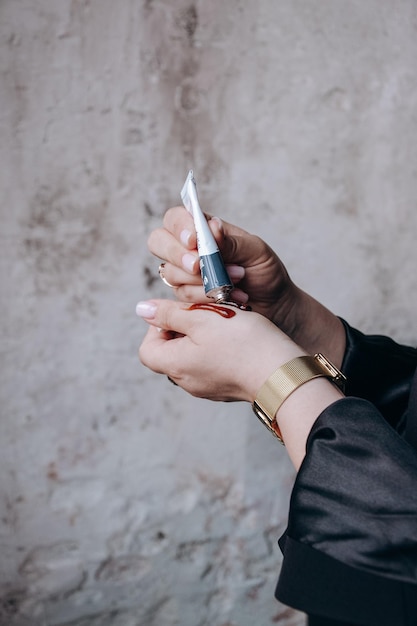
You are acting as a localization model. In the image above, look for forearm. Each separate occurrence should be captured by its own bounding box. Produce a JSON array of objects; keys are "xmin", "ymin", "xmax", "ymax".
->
[
  {"xmin": 274, "ymin": 377, "xmax": 344, "ymax": 470},
  {"xmin": 276, "ymin": 285, "xmax": 346, "ymax": 369}
]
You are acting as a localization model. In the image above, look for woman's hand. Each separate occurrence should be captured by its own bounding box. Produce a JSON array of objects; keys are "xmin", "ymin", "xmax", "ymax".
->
[
  {"xmin": 137, "ymin": 299, "xmax": 305, "ymax": 403},
  {"xmin": 137, "ymin": 299, "xmax": 344, "ymax": 469},
  {"xmin": 147, "ymin": 206, "xmax": 296, "ymax": 324}
]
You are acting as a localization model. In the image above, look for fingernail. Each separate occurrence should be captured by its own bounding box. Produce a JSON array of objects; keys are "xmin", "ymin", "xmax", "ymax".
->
[
  {"xmin": 231, "ymin": 289, "xmax": 249, "ymax": 304},
  {"xmin": 227, "ymin": 265, "xmax": 245, "ymax": 281},
  {"xmin": 182, "ymin": 252, "xmax": 198, "ymax": 273},
  {"xmin": 210, "ymin": 216, "xmax": 223, "ymax": 232},
  {"xmin": 136, "ymin": 301, "xmax": 157, "ymax": 319},
  {"xmin": 180, "ymin": 229, "xmax": 193, "ymax": 247}
]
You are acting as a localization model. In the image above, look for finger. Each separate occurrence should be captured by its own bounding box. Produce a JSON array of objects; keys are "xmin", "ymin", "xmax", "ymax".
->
[
  {"xmin": 136, "ymin": 299, "xmax": 199, "ymax": 335},
  {"xmin": 162, "ymin": 208, "xmax": 238, "ymax": 255},
  {"xmin": 171, "ymin": 281, "xmax": 249, "ymax": 306},
  {"xmin": 230, "ymin": 288, "xmax": 249, "ymax": 304},
  {"xmin": 161, "ymin": 209, "xmax": 244, "ymax": 266},
  {"xmin": 148, "ymin": 228, "xmax": 200, "ymax": 275},
  {"xmin": 158, "ymin": 261, "xmax": 203, "ymax": 288},
  {"xmin": 208, "ymin": 217, "xmax": 265, "ymax": 266},
  {"xmin": 162, "ymin": 206, "xmax": 197, "ymax": 250},
  {"xmin": 226, "ymin": 264, "xmax": 246, "ymax": 284},
  {"xmin": 139, "ymin": 325, "xmax": 185, "ymax": 375},
  {"xmin": 174, "ymin": 283, "xmax": 208, "ymax": 304}
]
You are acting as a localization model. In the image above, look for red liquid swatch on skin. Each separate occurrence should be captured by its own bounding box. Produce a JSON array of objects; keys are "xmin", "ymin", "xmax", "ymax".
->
[{"xmin": 188, "ymin": 303, "xmax": 236, "ymax": 318}]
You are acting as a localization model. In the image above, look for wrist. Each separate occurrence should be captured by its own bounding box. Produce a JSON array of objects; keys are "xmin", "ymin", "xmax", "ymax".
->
[
  {"xmin": 273, "ymin": 287, "xmax": 346, "ymax": 368},
  {"xmin": 247, "ymin": 343, "xmax": 306, "ymax": 405},
  {"xmin": 278, "ymin": 378, "xmax": 344, "ymax": 469},
  {"xmin": 252, "ymin": 353, "xmax": 346, "ymax": 443}
]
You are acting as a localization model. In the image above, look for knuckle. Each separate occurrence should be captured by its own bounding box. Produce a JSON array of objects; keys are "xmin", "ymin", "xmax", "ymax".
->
[
  {"xmin": 168, "ymin": 364, "xmax": 183, "ymax": 382},
  {"xmin": 138, "ymin": 343, "xmax": 150, "ymax": 367},
  {"xmin": 139, "ymin": 338, "xmax": 163, "ymax": 373},
  {"xmin": 163, "ymin": 206, "xmax": 174, "ymax": 224},
  {"xmin": 163, "ymin": 206, "xmax": 180, "ymax": 228},
  {"xmin": 225, "ymin": 235, "xmax": 239, "ymax": 258},
  {"xmin": 252, "ymin": 235, "xmax": 268, "ymax": 256},
  {"xmin": 164, "ymin": 205, "xmax": 193, "ymax": 235},
  {"xmin": 147, "ymin": 228, "xmax": 161, "ymax": 255},
  {"xmin": 177, "ymin": 284, "xmax": 204, "ymax": 303},
  {"xmin": 155, "ymin": 300, "xmax": 180, "ymax": 334}
]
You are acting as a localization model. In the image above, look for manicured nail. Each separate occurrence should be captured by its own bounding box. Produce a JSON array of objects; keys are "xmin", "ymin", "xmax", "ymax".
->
[
  {"xmin": 182, "ymin": 252, "xmax": 197, "ymax": 273},
  {"xmin": 210, "ymin": 216, "xmax": 223, "ymax": 232},
  {"xmin": 180, "ymin": 229, "xmax": 193, "ymax": 247},
  {"xmin": 227, "ymin": 265, "xmax": 245, "ymax": 281},
  {"xmin": 231, "ymin": 289, "xmax": 249, "ymax": 304},
  {"xmin": 136, "ymin": 301, "xmax": 157, "ymax": 319}
]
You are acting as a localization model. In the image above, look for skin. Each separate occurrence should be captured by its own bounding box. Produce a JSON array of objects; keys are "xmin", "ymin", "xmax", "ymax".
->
[
  {"xmin": 138, "ymin": 207, "xmax": 347, "ymax": 469},
  {"xmin": 147, "ymin": 207, "xmax": 346, "ymax": 366}
]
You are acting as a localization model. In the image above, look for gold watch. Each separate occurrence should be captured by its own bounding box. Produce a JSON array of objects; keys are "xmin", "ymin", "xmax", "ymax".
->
[{"xmin": 252, "ymin": 353, "xmax": 346, "ymax": 444}]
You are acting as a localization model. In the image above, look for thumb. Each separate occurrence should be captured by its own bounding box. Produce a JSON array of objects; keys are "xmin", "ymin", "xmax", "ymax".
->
[
  {"xmin": 136, "ymin": 299, "xmax": 197, "ymax": 335},
  {"xmin": 208, "ymin": 216, "xmax": 264, "ymax": 266}
]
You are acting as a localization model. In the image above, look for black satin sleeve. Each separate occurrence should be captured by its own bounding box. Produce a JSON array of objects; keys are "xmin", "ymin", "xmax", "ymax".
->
[
  {"xmin": 340, "ymin": 319, "xmax": 417, "ymax": 429},
  {"xmin": 275, "ymin": 323, "xmax": 417, "ymax": 625},
  {"xmin": 276, "ymin": 397, "xmax": 417, "ymax": 625}
]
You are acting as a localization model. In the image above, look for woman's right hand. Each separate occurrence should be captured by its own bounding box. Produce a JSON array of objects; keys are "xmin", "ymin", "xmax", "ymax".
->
[{"xmin": 148, "ymin": 206, "xmax": 298, "ymax": 329}]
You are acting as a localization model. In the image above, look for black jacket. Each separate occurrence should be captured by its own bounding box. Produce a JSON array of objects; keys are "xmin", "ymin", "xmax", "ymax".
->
[{"xmin": 275, "ymin": 321, "xmax": 417, "ymax": 626}]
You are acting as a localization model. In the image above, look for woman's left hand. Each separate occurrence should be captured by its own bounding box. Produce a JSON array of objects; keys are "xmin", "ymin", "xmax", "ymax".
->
[{"xmin": 137, "ymin": 299, "xmax": 305, "ymax": 403}]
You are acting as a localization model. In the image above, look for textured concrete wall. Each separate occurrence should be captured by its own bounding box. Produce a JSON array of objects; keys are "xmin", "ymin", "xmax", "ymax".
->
[{"xmin": 1, "ymin": 1, "xmax": 417, "ymax": 625}]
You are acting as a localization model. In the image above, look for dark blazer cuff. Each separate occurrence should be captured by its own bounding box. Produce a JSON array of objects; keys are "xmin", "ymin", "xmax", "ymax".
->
[{"xmin": 276, "ymin": 534, "xmax": 417, "ymax": 626}]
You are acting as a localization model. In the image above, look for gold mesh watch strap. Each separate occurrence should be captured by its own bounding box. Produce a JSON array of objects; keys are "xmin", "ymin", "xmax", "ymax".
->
[{"xmin": 252, "ymin": 353, "xmax": 346, "ymax": 444}]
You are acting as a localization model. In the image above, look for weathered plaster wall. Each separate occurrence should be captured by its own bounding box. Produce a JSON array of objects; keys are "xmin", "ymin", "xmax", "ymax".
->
[{"xmin": 1, "ymin": 1, "xmax": 417, "ymax": 625}]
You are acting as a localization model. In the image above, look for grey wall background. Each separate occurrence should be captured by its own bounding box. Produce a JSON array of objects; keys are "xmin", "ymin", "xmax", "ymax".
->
[{"xmin": 1, "ymin": 1, "xmax": 417, "ymax": 625}]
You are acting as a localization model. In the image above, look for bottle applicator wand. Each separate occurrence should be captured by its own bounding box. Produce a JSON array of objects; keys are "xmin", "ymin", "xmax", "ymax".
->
[{"xmin": 180, "ymin": 170, "xmax": 233, "ymax": 303}]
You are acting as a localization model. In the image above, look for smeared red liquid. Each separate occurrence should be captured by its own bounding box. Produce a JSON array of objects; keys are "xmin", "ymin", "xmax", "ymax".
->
[{"xmin": 188, "ymin": 303, "xmax": 236, "ymax": 318}]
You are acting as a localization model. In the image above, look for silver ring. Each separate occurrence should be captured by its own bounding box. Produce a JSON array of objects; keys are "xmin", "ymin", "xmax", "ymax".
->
[{"xmin": 158, "ymin": 263, "xmax": 175, "ymax": 288}]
